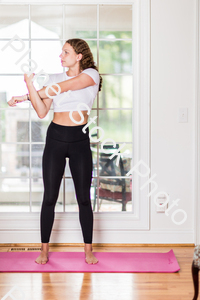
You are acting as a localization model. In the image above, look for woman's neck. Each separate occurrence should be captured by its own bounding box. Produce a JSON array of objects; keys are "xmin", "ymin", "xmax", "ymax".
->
[{"xmin": 66, "ymin": 68, "xmax": 82, "ymax": 77}]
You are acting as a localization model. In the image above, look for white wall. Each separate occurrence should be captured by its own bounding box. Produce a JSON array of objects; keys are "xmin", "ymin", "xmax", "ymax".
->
[{"xmin": 151, "ymin": 0, "xmax": 196, "ymax": 233}]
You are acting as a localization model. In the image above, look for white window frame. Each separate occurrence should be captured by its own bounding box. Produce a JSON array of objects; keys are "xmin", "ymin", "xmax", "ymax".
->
[{"xmin": 0, "ymin": 0, "xmax": 150, "ymax": 244}]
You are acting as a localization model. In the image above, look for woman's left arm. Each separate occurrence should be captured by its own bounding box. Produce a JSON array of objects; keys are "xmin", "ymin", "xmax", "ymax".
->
[{"xmin": 37, "ymin": 73, "xmax": 96, "ymax": 99}]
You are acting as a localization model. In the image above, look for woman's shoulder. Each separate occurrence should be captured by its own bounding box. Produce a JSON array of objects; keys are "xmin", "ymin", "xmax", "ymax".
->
[
  {"xmin": 82, "ymin": 68, "xmax": 99, "ymax": 74},
  {"xmin": 81, "ymin": 68, "xmax": 100, "ymax": 85}
]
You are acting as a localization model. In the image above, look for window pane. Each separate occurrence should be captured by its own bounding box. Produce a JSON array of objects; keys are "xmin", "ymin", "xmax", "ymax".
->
[
  {"xmin": 31, "ymin": 178, "xmax": 43, "ymax": 212},
  {"xmin": 31, "ymin": 5, "xmax": 63, "ymax": 39},
  {"xmin": 65, "ymin": 158, "xmax": 72, "ymax": 178},
  {"xmin": 0, "ymin": 110, "xmax": 29, "ymax": 143},
  {"xmin": 30, "ymin": 40, "xmax": 63, "ymax": 74},
  {"xmin": 31, "ymin": 144, "xmax": 44, "ymax": 178},
  {"xmin": 64, "ymin": 5, "xmax": 97, "ymax": 39},
  {"xmin": 31, "ymin": 108, "xmax": 54, "ymax": 143},
  {"xmin": 64, "ymin": 178, "xmax": 95, "ymax": 212},
  {"xmin": 65, "ymin": 178, "xmax": 77, "ymax": 212},
  {"xmin": 99, "ymin": 178, "xmax": 132, "ymax": 212},
  {"xmin": 98, "ymin": 143, "xmax": 132, "ymax": 177},
  {"xmin": 0, "ymin": 41, "xmax": 30, "ymax": 74},
  {"xmin": 31, "ymin": 177, "xmax": 64, "ymax": 212},
  {"xmin": 0, "ymin": 76, "xmax": 30, "ymax": 108},
  {"xmin": 94, "ymin": 140, "xmax": 133, "ymax": 212},
  {"xmin": 88, "ymin": 109, "xmax": 97, "ymax": 130},
  {"xmin": 0, "ymin": 143, "xmax": 29, "ymax": 177},
  {"xmin": 99, "ymin": 41, "xmax": 132, "ymax": 74},
  {"xmin": 99, "ymin": 75, "xmax": 132, "ymax": 108},
  {"xmin": 32, "ymin": 122, "xmax": 45, "ymax": 143},
  {"xmin": 91, "ymin": 94, "xmax": 97, "ymax": 109},
  {"xmin": 98, "ymin": 110, "xmax": 132, "ymax": 142},
  {"xmin": 99, "ymin": 5, "xmax": 132, "ymax": 39},
  {"xmin": 0, "ymin": 5, "xmax": 29, "ymax": 39},
  {"xmin": 0, "ymin": 178, "xmax": 30, "ymax": 212}
]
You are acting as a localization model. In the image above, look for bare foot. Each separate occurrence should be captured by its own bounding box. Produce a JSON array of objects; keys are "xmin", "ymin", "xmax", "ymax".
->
[
  {"xmin": 35, "ymin": 243, "xmax": 49, "ymax": 264},
  {"xmin": 84, "ymin": 245, "xmax": 99, "ymax": 264},
  {"xmin": 35, "ymin": 251, "xmax": 49, "ymax": 264}
]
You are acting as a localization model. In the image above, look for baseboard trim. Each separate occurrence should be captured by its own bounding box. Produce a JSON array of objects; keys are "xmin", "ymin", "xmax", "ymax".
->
[{"xmin": 0, "ymin": 243, "xmax": 195, "ymax": 247}]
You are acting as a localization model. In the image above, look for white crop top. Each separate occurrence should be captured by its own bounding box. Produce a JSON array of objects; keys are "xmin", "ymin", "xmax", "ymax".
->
[{"xmin": 43, "ymin": 68, "xmax": 100, "ymax": 112}]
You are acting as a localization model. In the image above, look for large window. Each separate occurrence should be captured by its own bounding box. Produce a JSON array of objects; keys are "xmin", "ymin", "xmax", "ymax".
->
[{"xmin": 0, "ymin": 4, "xmax": 133, "ymax": 213}]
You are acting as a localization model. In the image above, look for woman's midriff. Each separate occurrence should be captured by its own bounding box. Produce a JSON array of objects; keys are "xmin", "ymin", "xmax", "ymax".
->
[{"xmin": 52, "ymin": 110, "xmax": 89, "ymax": 126}]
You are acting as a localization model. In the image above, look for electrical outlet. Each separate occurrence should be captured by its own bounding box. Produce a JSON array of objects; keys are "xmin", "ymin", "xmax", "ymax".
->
[{"xmin": 156, "ymin": 194, "xmax": 169, "ymax": 213}]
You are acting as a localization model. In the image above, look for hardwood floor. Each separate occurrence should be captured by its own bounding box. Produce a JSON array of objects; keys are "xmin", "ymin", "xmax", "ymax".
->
[{"xmin": 0, "ymin": 244, "xmax": 196, "ymax": 300}]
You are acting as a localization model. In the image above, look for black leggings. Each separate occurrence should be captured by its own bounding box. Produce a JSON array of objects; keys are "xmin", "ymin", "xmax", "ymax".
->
[{"xmin": 40, "ymin": 121, "xmax": 93, "ymax": 244}]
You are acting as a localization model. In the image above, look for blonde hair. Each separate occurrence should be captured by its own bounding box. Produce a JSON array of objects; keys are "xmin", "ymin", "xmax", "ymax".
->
[{"xmin": 65, "ymin": 38, "xmax": 102, "ymax": 92}]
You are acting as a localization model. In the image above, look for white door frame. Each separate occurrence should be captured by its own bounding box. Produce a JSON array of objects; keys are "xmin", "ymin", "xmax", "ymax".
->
[{"xmin": 195, "ymin": 0, "xmax": 200, "ymax": 245}]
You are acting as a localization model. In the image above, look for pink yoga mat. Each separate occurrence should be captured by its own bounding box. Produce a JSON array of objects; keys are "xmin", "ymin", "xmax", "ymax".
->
[{"xmin": 0, "ymin": 250, "xmax": 180, "ymax": 273}]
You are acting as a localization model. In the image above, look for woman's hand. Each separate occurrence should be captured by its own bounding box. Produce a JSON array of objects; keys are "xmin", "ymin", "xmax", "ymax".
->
[
  {"xmin": 7, "ymin": 95, "xmax": 26, "ymax": 107},
  {"xmin": 24, "ymin": 73, "xmax": 35, "ymax": 86}
]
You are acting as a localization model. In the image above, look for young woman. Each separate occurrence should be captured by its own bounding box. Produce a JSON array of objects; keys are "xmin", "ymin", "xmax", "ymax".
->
[{"xmin": 8, "ymin": 38, "xmax": 102, "ymax": 265}]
